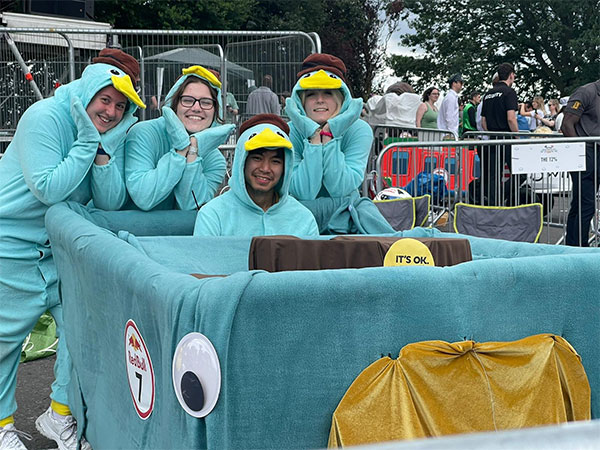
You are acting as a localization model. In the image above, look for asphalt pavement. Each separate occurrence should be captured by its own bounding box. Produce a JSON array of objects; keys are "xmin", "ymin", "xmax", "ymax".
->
[{"xmin": 14, "ymin": 356, "xmax": 57, "ymax": 450}]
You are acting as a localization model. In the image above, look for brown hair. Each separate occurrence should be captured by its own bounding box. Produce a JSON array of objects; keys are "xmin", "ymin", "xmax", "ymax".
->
[{"xmin": 170, "ymin": 76, "xmax": 223, "ymax": 125}]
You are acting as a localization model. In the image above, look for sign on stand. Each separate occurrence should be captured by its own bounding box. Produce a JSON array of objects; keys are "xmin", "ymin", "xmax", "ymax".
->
[{"xmin": 512, "ymin": 142, "xmax": 586, "ymax": 174}]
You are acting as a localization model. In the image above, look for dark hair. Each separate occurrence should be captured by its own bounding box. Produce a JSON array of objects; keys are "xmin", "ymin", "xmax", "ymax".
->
[
  {"xmin": 170, "ymin": 76, "xmax": 223, "ymax": 125},
  {"xmin": 469, "ymin": 90, "xmax": 480, "ymax": 99},
  {"xmin": 263, "ymin": 74, "xmax": 273, "ymax": 88},
  {"xmin": 386, "ymin": 82, "xmax": 414, "ymax": 95},
  {"xmin": 497, "ymin": 63, "xmax": 515, "ymax": 81},
  {"xmin": 422, "ymin": 86, "xmax": 438, "ymax": 102},
  {"xmin": 248, "ymin": 147, "xmax": 285, "ymax": 159}
]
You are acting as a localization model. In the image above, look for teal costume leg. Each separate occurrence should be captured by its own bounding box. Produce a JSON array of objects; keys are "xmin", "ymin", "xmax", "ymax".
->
[
  {"xmin": 48, "ymin": 301, "xmax": 71, "ymax": 406},
  {"xmin": 0, "ymin": 257, "xmax": 70, "ymax": 419}
]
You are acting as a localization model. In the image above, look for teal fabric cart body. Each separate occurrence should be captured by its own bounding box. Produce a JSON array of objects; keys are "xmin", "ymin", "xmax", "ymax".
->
[{"xmin": 46, "ymin": 202, "xmax": 600, "ymax": 449}]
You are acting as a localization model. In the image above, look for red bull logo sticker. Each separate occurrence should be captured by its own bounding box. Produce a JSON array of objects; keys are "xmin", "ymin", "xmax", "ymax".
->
[{"xmin": 125, "ymin": 319, "xmax": 155, "ymax": 419}]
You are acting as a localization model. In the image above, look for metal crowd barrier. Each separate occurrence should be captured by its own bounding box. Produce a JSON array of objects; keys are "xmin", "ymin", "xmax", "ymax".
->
[
  {"xmin": 363, "ymin": 124, "xmax": 453, "ymax": 199},
  {"xmin": 375, "ymin": 136, "xmax": 599, "ymax": 246},
  {"xmin": 0, "ymin": 28, "xmax": 320, "ymax": 140}
]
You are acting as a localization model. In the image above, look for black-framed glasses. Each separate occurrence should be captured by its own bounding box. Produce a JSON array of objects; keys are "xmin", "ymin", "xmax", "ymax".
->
[{"xmin": 179, "ymin": 96, "xmax": 215, "ymax": 110}]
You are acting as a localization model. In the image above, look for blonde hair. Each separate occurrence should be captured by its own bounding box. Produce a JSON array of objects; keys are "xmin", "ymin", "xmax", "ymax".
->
[
  {"xmin": 532, "ymin": 95, "xmax": 545, "ymax": 110},
  {"xmin": 533, "ymin": 126, "xmax": 553, "ymax": 134}
]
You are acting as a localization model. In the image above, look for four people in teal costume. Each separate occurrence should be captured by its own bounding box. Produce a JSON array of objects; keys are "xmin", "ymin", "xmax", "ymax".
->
[
  {"xmin": 125, "ymin": 66, "xmax": 234, "ymax": 211},
  {"xmin": 0, "ymin": 49, "xmax": 145, "ymax": 449},
  {"xmin": 193, "ymin": 114, "xmax": 318, "ymax": 237},
  {"xmin": 0, "ymin": 52, "xmax": 383, "ymax": 448}
]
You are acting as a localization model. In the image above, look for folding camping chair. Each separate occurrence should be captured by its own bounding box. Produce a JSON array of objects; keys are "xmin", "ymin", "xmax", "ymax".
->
[
  {"xmin": 453, "ymin": 202, "xmax": 543, "ymax": 243},
  {"xmin": 374, "ymin": 195, "xmax": 431, "ymax": 231}
]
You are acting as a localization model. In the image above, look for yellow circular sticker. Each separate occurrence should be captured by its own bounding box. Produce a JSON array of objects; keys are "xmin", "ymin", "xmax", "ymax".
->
[{"xmin": 383, "ymin": 238, "xmax": 435, "ymax": 267}]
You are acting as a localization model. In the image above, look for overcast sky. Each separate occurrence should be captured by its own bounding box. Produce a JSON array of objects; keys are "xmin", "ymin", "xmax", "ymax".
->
[{"xmin": 376, "ymin": 13, "xmax": 423, "ymax": 92}]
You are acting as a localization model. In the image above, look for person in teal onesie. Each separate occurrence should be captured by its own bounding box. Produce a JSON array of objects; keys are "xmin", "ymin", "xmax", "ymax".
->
[
  {"xmin": 285, "ymin": 54, "xmax": 393, "ymax": 234},
  {"xmin": 193, "ymin": 114, "xmax": 318, "ymax": 237},
  {"xmin": 0, "ymin": 50, "xmax": 145, "ymax": 450},
  {"xmin": 286, "ymin": 53, "xmax": 373, "ymax": 201},
  {"xmin": 125, "ymin": 65, "xmax": 234, "ymax": 211}
]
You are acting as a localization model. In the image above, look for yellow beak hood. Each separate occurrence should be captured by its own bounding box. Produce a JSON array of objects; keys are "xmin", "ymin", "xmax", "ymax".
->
[
  {"xmin": 182, "ymin": 66, "xmax": 222, "ymax": 89},
  {"xmin": 244, "ymin": 127, "xmax": 293, "ymax": 152},
  {"xmin": 298, "ymin": 69, "xmax": 343, "ymax": 90},
  {"xmin": 111, "ymin": 74, "xmax": 146, "ymax": 109}
]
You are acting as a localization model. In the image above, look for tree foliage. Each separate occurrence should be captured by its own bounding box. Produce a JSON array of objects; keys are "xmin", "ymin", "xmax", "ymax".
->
[
  {"xmin": 92, "ymin": 0, "xmax": 402, "ymax": 99},
  {"xmin": 388, "ymin": 0, "xmax": 600, "ymax": 97},
  {"xmin": 93, "ymin": 0, "xmax": 254, "ymax": 30}
]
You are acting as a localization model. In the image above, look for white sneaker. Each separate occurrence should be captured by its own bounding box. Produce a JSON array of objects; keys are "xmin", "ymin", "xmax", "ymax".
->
[
  {"xmin": 0, "ymin": 423, "xmax": 31, "ymax": 450},
  {"xmin": 35, "ymin": 408, "xmax": 91, "ymax": 450}
]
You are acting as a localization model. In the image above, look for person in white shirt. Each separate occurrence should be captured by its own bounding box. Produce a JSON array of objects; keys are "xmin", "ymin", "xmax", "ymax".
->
[{"xmin": 437, "ymin": 73, "xmax": 463, "ymax": 138}]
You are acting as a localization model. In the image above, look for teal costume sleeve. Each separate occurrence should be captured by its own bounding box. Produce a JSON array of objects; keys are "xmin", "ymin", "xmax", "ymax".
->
[
  {"xmin": 91, "ymin": 114, "xmax": 138, "ymax": 210},
  {"xmin": 172, "ymin": 127, "xmax": 229, "ymax": 208},
  {"xmin": 289, "ymin": 118, "xmax": 372, "ymax": 200},
  {"xmin": 162, "ymin": 106, "xmax": 190, "ymax": 151},
  {"xmin": 285, "ymin": 96, "xmax": 320, "ymax": 139},
  {"xmin": 19, "ymin": 98, "xmax": 99, "ymax": 205},
  {"xmin": 125, "ymin": 119, "xmax": 188, "ymax": 211}
]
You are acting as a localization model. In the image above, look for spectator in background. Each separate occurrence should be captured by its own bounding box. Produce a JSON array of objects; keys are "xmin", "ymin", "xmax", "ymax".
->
[
  {"xmin": 521, "ymin": 97, "xmax": 545, "ymax": 130},
  {"xmin": 366, "ymin": 81, "xmax": 421, "ymax": 128},
  {"xmin": 554, "ymin": 97, "xmax": 569, "ymax": 132},
  {"xmin": 280, "ymin": 91, "xmax": 291, "ymax": 118},
  {"xmin": 561, "ymin": 77, "xmax": 600, "ymax": 246},
  {"xmin": 225, "ymin": 91, "xmax": 239, "ymax": 124},
  {"xmin": 437, "ymin": 73, "xmax": 463, "ymax": 138},
  {"xmin": 246, "ymin": 74, "xmax": 280, "ymax": 116},
  {"xmin": 518, "ymin": 101, "xmax": 535, "ymax": 131},
  {"xmin": 533, "ymin": 95, "xmax": 548, "ymax": 115},
  {"xmin": 476, "ymin": 72, "xmax": 499, "ymax": 131},
  {"xmin": 415, "ymin": 86, "xmax": 440, "ymax": 129},
  {"xmin": 481, "ymin": 62, "xmax": 519, "ymax": 205},
  {"xmin": 462, "ymin": 90, "xmax": 481, "ymax": 136},
  {"xmin": 536, "ymin": 98, "xmax": 560, "ymax": 130}
]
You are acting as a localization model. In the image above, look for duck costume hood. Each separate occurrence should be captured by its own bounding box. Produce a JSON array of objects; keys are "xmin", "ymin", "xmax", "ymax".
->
[
  {"xmin": 286, "ymin": 53, "xmax": 363, "ymax": 138},
  {"xmin": 193, "ymin": 114, "xmax": 319, "ymax": 236},
  {"xmin": 54, "ymin": 58, "xmax": 145, "ymax": 114},
  {"xmin": 230, "ymin": 114, "xmax": 293, "ymax": 208},
  {"xmin": 164, "ymin": 65, "xmax": 224, "ymax": 124},
  {"xmin": 53, "ymin": 51, "xmax": 145, "ymax": 156}
]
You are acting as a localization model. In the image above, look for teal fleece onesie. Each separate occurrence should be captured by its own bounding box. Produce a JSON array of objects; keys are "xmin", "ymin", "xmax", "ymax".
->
[
  {"xmin": 125, "ymin": 66, "xmax": 233, "ymax": 211},
  {"xmin": 193, "ymin": 121, "xmax": 319, "ymax": 237},
  {"xmin": 0, "ymin": 62, "xmax": 140, "ymax": 418},
  {"xmin": 286, "ymin": 70, "xmax": 373, "ymax": 201}
]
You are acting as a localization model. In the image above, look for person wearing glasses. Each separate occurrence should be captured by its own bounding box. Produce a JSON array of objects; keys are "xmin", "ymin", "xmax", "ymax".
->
[
  {"xmin": 125, "ymin": 65, "xmax": 234, "ymax": 211},
  {"xmin": 415, "ymin": 87, "xmax": 440, "ymax": 129}
]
